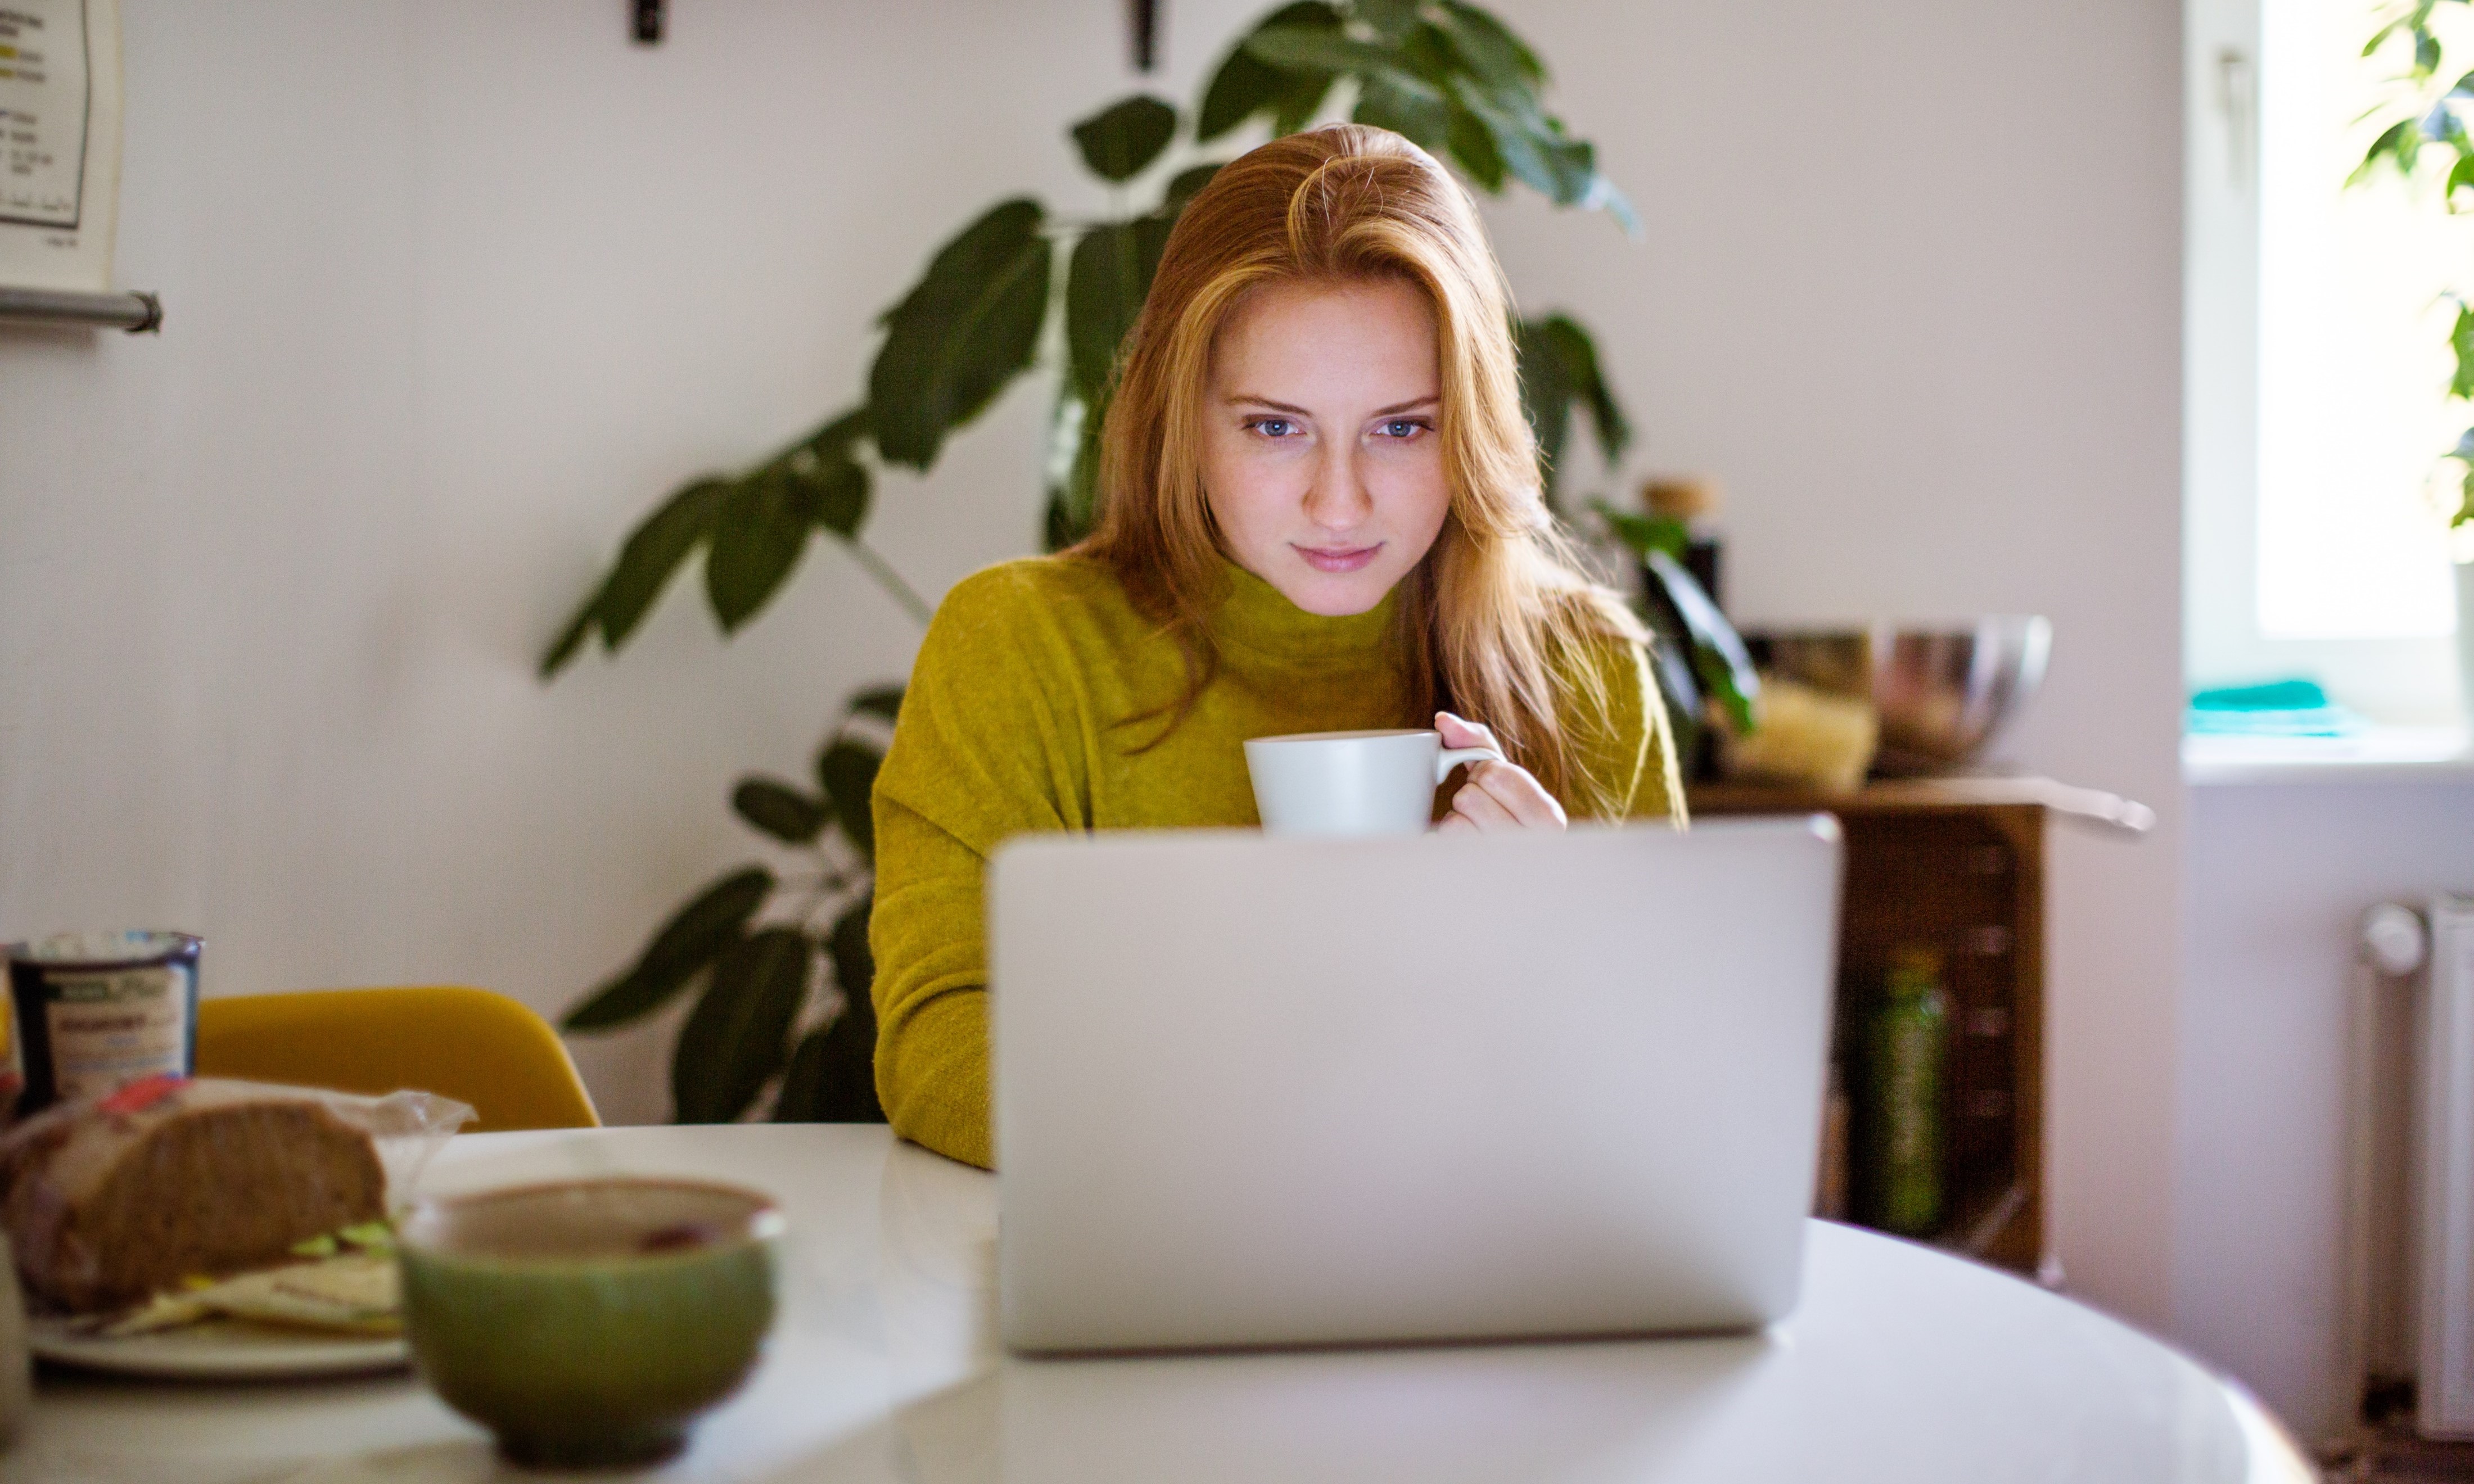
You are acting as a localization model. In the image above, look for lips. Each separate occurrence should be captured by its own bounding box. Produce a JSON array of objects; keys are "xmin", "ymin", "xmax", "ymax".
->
[{"xmin": 1295, "ymin": 543, "xmax": 1381, "ymax": 574}]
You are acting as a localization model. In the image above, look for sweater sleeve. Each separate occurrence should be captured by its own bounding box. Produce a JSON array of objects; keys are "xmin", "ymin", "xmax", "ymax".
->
[
  {"xmin": 1623, "ymin": 641, "xmax": 1689, "ymax": 824},
  {"xmin": 869, "ymin": 567, "xmax": 1092, "ymax": 1170},
  {"xmin": 1566, "ymin": 634, "xmax": 1687, "ymax": 826}
]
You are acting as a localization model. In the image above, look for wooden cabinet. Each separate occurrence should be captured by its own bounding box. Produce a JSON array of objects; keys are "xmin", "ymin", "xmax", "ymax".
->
[{"xmin": 1689, "ymin": 777, "xmax": 2151, "ymax": 1278}]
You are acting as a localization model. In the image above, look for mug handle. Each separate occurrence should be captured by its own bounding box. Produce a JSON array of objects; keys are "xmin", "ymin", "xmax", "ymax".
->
[{"xmin": 1434, "ymin": 743, "xmax": 1505, "ymax": 784}]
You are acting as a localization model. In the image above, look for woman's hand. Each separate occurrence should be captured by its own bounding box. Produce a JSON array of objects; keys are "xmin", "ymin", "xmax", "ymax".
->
[{"xmin": 1435, "ymin": 712, "xmax": 1568, "ymax": 833}]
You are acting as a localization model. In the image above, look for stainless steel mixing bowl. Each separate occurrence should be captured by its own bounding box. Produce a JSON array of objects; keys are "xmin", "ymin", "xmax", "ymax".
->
[{"xmin": 1746, "ymin": 617, "xmax": 2053, "ymax": 775}]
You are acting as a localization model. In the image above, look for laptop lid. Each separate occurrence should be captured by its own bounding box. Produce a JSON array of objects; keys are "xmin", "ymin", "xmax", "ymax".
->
[{"xmin": 991, "ymin": 817, "xmax": 1843, "ymax": 1354}]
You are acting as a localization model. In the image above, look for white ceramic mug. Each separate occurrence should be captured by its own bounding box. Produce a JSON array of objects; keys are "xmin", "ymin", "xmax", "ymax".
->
[{"xmin": 1243, "ymin": 728, "xmax": 1505, "ymax": 838}]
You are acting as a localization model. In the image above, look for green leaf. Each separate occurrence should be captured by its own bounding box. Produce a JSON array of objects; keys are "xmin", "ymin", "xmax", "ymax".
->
[
  {"xmin": 1245, "ymin": 26, "xmax": 1400, "ymax": 75},
  {"xmin": 732, "ymin": 777, "xmax": 829, "ymax": 844},
  {"xmin": 771, "ymin": 1014, "xmax": 883, "ymax": 1123},
  {"xmin": 847, "ymin": 684, "xmax": 905, "ymax": 723},
  {"xmin": 1590, "ymin": 500, "xmax": 1687, "ymax": 561},
  {"xmin": 1541, "ymin": 132, "xmax": 1600, "ymax": 207},
  {"xmin": 817, "ymin": 737, "xmax": 885, "ymax": 860},
  {"xmin": 1629, "ymin": 583, "xmax": 1705, "ymax": 753},
  {"xmin": 799, "ymin": 405, "xmax": 872, "ymax": 463},
  {"xmin": 2369, "ymin": 15, "xmax": 2409, "ymax": 57},
  {"xmin": 1598, "ymin": 180, "xmax": 1643, "ymax": 238},
  {"xmin": 539, "ymin": 596, "xmax": 597, "ymax": 680},
  {"xmin": 1395, "ymin": 22, "xmax": 1463, "ymax": 88},
  {"xmin": 2419, "ymin": 26, "xmax": 2443, "ymax": 78},
  {"xmin": 1356, "ymin": 0, "xmax": 1421, "ymax": 42},
  {"xmin": 563, "ymin": 866, "xmax": 774, "ymax": 1031},
  {"xmin": 1644, "ymin": 549, "xmax": 1758, "ymax": 734},
  {"xmin": 1445, "ymin": 78, "xmax": 1613, "ymax": 213},
  {"xmin": 673, "ymin": 928, "xmax": 811, "ymax": 1124},
  {"xmin": 705, "ymin": 470, "xmax": 810, "ymax": 633},
  {"xmin": 1163, "ymin": 162, "xmax": 1225, "ymax": 213},
  {"xmin": 1578, "ymin": 340, "xmax": 1629, "ymax": 462},
  {"xmin": 1197, "ymin": 1, "xmax": 1343, "ymax": 141},
  {"xmin": 787, "ymin": 453, "xmax": 870, "ymax": 538},
  {"xmin": 828, "ymin": 893, "xmax": 876, "ymax": 1009},
  {"xmin": 770, "ymin": 1024, "xmax": 834, "ymax": 1122},
  {"xmin": 1540, "ymin": 315, "xmax": 1629, "ymax": 464},
  {"xmin": 1435, "ymin": 2, "xmax": 1546, "ymax": 86},
  {"xmin": 1353, "ymin": 71, "xmax": 1452, "ymax": 150},
  {"xmin": 1271, "ymin": 71, "xmax": 1343, "ymax": 134},
  {"xmin": 1692, "ymin": 646, "xmax": 1758, "ymax": 736},
  {"xmin": 1515, "ymin": 316, "xmax": 1575, "ymax": 490},
  {"xmin": 773, "ymin": 896, "xmax": 883, "ymax": 1123},
  {"xmin": 2454, "ymin": 302, "xmax": 2474, "ymax": 399},
  {"xmin": 1514, "ymin": 314, "xmax": 1629, "ymax": 492},
  {"xmin": 1067, "ymin": 215, "xmax": 1175, "ymax": 404},
  {"xmin": 1046, "ymin": 386, "xmax": 1106, "ymax": 550},
  {"xmin": 1071, "ymin": 94, "xmax": 1180, "ymax": 183},
  {"xmin": 2453, "ymin": 65, "xmax": 2474, "ymax": 98},
  {"xmin": 869, "ymin": 198, "xmax": 1055, "ymax": 469},
  {"xmin": 1448, "ymin": 79, "xmax": 1566, "ymax": 201},
  {"xmin": 2354, "ymin": 119, "xmax": 2420, "ymax": 185},
  {"xmin": 1645, "ymin": 635, "xmax": 1704, "ymax": 759},
  {"xmin": 539, "ymin": 477, "xmax": 727, "ymax": 676},
  {"xmin": 1445, "ymin": 98, "xmax": 1507, "ymax": 191},
  {"xmin": 599, "ymin": 478, "xmax": 728, "ymax": 648}
]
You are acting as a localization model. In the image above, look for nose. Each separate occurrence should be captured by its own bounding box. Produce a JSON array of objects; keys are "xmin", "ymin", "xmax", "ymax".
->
[{"xmin": 1300, "ymin": 443, "xmax": 1372, "ymax": 534}]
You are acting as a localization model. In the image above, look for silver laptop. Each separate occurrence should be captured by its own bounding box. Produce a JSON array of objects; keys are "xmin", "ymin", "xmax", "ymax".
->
[{"xmin": 990, "ymin": 816, "xmax": 1843, "ymax": 1354}]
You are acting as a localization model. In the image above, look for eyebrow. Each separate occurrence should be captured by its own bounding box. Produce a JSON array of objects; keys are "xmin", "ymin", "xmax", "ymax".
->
[{"xmin": 1225, "ymin": 393, "xmax": 1441, "ymax": 418}]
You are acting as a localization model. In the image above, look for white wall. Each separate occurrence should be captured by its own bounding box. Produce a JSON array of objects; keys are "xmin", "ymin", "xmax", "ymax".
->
[
  {"xmin": 0, "ymin": 0, "xmax": 1265, "ymax": 1126},
  {"xmin": 0, "ymin": 1, "xmax": 2187, "ymax": 1329},
  {"xmin": 2176, "ymin": 777, "xmax": 2474, "ymax": 1443}
]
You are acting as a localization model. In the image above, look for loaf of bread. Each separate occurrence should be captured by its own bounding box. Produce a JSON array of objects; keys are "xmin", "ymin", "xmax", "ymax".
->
[{"xmin": 0, "ymin": 1078, "xmax": 387, "ymax": 1313}]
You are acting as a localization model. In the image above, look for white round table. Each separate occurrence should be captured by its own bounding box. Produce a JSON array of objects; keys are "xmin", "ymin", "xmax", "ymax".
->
[{"xmin": 0, "ymin": 1125, "xmax": 2310, "ymax": 1483}]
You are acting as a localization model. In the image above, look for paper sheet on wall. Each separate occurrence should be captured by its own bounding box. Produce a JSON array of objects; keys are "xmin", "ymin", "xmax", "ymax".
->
[{"xmin": 0, "ymin": 0, "xmax": 120, "ymax": 293}]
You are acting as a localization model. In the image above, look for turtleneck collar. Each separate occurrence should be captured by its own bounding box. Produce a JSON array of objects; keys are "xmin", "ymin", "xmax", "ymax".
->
[{"xmin": 1208, "ymin": 557, "xmax": 1399, "ymax": 666}]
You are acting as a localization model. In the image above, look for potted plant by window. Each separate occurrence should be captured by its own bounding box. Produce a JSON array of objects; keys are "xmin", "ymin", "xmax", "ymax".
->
[{"xmin": 2355, "ymin": 2, "xmax": 2474, "ymax": 721}]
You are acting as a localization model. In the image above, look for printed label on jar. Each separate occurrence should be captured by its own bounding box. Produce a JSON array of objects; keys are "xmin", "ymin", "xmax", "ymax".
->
[{"xmin": 42, "ymin": 966, "xmax": 192, "ymax": 1102}]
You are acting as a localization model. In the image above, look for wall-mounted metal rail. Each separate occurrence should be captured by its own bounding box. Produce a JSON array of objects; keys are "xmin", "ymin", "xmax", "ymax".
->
[{"xmin": 0, "ymin": 287, "xmax": 163, "ymax": 333}]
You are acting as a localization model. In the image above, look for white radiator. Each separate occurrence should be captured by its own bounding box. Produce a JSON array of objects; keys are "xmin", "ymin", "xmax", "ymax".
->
[{"xmin": 2345, "ymin": 897, "xmax": 2474, "ymax": 1441}]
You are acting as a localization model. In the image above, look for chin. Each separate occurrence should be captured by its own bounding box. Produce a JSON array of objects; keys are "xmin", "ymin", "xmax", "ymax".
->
[{"xmin": 1277, "ymin": 568, "xmax": 1398, "ymax": 617}]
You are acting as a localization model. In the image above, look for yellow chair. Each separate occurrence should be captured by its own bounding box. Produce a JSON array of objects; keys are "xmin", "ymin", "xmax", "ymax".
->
[{"xmin": 194, "ymin": 987, "xmax": 600, "ymax": 1133}]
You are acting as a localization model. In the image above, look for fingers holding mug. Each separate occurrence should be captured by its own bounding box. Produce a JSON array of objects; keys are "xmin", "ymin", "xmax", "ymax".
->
[{"xmin": 1435, "ymin": 713, "xmax": 1568, "ymax": 833}]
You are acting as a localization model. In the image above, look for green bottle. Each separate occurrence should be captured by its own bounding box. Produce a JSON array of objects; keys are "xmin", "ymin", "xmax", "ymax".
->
[{"xmin": 1867, "ymin": 947, "xmax": 1948, "ymax": 1236}]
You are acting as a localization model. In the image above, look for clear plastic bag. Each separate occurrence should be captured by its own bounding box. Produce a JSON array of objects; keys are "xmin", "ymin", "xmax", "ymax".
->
[{"xmin": 0, "ymin": 1076, "xmax": 475, "ymax": 1313}]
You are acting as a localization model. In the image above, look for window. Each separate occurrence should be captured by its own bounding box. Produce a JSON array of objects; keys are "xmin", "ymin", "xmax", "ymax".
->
[{"xmin": 2186, "ymin": 0, "xmax": 2469, "ymax": 724}]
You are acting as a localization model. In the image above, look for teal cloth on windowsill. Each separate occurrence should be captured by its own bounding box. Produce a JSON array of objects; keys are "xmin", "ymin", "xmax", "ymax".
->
[{"xmin": 2186, "ymin": 679, "xmax": 2364, "ymax": 738}]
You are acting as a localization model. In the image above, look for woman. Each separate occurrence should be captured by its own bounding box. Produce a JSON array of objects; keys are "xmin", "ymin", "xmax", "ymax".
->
[{"xmin": 869, "ymin": 124, "xmax": 1683, "ymax": 1169}]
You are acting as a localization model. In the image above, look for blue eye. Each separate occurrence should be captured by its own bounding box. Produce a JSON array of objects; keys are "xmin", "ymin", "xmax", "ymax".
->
[
  {"xmin": 1249, "ymin": 418, "xmax": 1295, "ymax": 438},
  {"xmin": 1380, "ymin": 419, "xmax": 1426, "ymax": 440}
]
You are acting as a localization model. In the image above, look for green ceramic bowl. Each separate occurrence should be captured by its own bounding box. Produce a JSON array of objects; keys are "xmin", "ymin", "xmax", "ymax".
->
[{"xmin": 396, "ymin": 1178, "xmax": 784, "ymax": 1469}]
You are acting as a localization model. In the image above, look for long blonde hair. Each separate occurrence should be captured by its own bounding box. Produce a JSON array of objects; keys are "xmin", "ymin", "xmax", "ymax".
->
[{"xmin": 1077, "ymin": 123, "xmax": 1646, "ymax": 818}]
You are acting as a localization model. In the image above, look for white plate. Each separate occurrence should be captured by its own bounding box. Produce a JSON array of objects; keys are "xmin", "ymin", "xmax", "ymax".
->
[{"xmin": 28, "ymin": 1315, "xmax": 409, "ymax": 1379}]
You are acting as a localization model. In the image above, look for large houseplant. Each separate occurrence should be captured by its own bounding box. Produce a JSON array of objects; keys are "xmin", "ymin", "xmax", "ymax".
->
[{"xmin": 544, "ymin": 0, "xmax": 1752, "ymax": 1123}]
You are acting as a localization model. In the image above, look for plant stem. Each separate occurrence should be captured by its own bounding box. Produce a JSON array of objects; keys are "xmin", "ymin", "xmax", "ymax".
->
[{"xmin": 844, "ymin": 537, "xmax": 934, "ymax": 627}]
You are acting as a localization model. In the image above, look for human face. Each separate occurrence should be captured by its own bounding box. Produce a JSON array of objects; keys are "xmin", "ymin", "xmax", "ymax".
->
[{"xmin": 1200, "ymin": 278, "xmax": 1451, "ymax": 617}]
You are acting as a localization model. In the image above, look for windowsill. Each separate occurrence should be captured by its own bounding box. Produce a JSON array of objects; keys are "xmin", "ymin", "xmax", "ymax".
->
[{"xmin": 2183, "ymin": 726, "xmax": 2474, "ymax": 784}]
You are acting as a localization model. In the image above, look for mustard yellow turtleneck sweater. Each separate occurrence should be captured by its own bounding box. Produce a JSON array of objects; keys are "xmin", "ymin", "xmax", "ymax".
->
[{"xmin": 868, "ymin": 553, "xmax": 1682, "ymax": 1169}]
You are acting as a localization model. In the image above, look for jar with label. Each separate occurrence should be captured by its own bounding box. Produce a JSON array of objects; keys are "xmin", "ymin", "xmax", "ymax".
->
[
  {"xmin": 5, "ymin": 932, "xmax": 203, "ymax": 1116},
  {"xmin": 1862, "ymin": 946, "xmax": 1948, "ymax": 1236}
]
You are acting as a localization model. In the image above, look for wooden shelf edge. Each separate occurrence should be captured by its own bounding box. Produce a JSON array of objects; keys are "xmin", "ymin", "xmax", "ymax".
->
[{"xmin": 1689, "ymin": 774, "xmax": 2154, "ymax": 836}]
